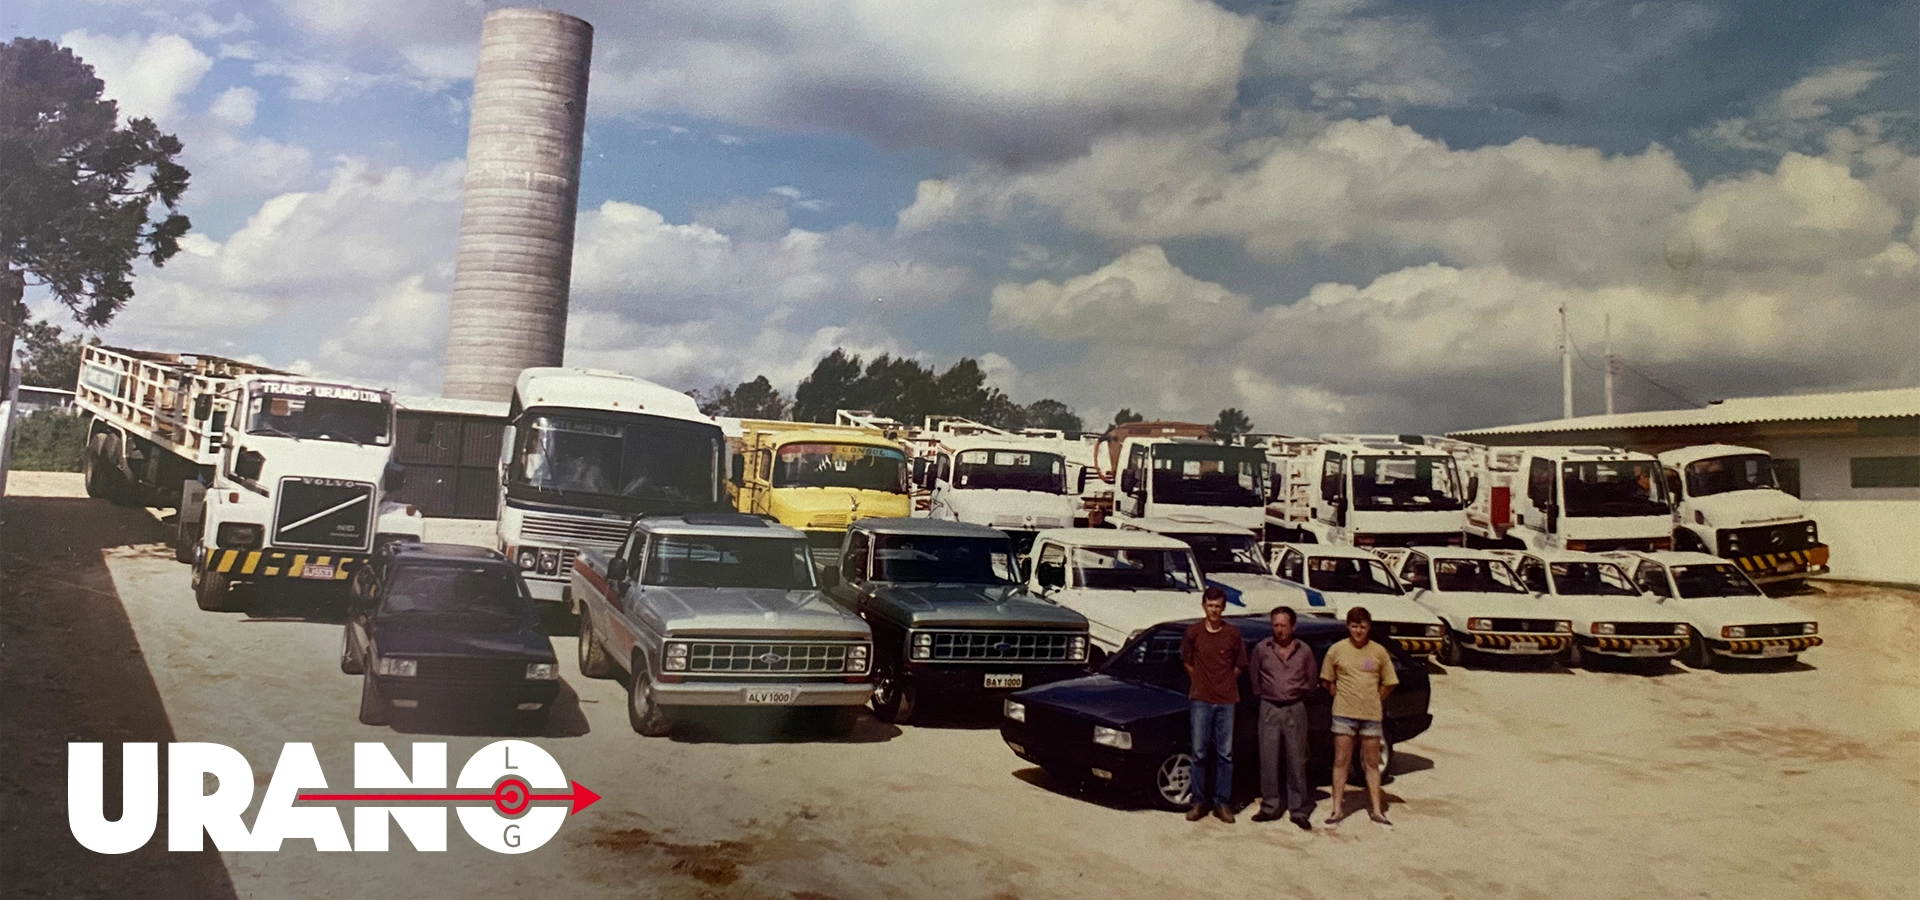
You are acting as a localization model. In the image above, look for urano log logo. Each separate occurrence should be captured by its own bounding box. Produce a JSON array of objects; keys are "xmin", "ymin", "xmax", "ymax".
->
[{"xmin": 68, "ymin": 741, "xmax": 599, "ymax": 854}]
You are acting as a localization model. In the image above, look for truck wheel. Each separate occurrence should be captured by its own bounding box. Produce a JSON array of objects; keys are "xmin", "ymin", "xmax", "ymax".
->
[
  {"xmin": 1683, "ymin": 629, "xmax": 1716, "ymax": 670},
  {"xmin": 627, "ymin": 669, "xmax": 673, "ymax": 737},
  {"xmin": 870, "ymin": 667, "xmax": 916, "ymax": 724},
  {"xmin": 1144, "ymin": 751, "xmax": 1195, "ymax": 811},
  {"xmin": 194, "ymin": 566, "xmax": 237, "ymax": 612},
  {"xmin": 576, "ymin": 614, "xmax": 610, "ymax": 678},
  {"xmin": 340, "ymin": 629, "xmax": 364, "ymax": 675},
  {"xmin": 83, "ymin": 433, "xmax": 131, "ymax": 504},
  {"xmin": 1439, "ymin": 630, "xmax": 1466, "ymax": 667},
  {"xmin": 1673, "ymin": 530, "xmax": 1709, "ymax": 554},
  {"xmin": 173, "ymin": 514, "xmax": 199, "ymax": 564},
  {"xmin": 358, "ymin": 673, "xmax": 390, "ymax": 726}
]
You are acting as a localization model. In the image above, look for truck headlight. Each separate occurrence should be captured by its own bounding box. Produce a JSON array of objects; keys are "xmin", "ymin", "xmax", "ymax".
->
[
  {"xmin": 1722, "ymin": 626, "xmax": 1745, "ymax": 639},
  {"xmin": 1068, "ymin": 635, "xmax": 1089, "ymax": 662},
  {"xmin": 1092, "ymin": 726, "xmax": 1132, "ymax": 750},
  {"xmin": 536, "ymin": 548, "xmax": 561, "ymax": 575},
  {"xmin": 515, "ymin": 548, "xmax": 538, "ymax": 571},
  {"xmin": 1802, "ymin": 623, "xmax": 1817, "ymax": 635},
  {"xmin": 215, "ymin": 522, "xmax": 263, "ymax": 549},
  {"xmin": 525, "ymin": 662, "xmax": 559, "ymax": 680},
  {"xmin": 1673, "ymin": 624, "xmax": 1690, "ymax": 635},
  {"xmin": 1804, "ymin": 522, "xmax": 1817, "ymax": 543},
  {"xmin": 845, "ymin": 644, "xmax": 870, "ymax": 673},
  {"xmin": 911, "ymin": 633, "xmax": 933, "ymax": 661},
  {"xmin": 1593, "ymin": 623, "xmax": 1615, "ymax": 635},
  {"xmin": 375, "ymin": 657, "xmax": 417, "ymax": 677},
  {"xmin": 1467, "ymin": 618, "xmax": 1493, "ymax": 632},
  {"xmin": 1425, "ymin": 625, "xmax": 1443, "ymax": 638},
  {"xmin": 1003, "ymin": 700, "xmax": 1026, "ymax": 723},
  {"xmin": 664, "ymin": 643, "xmax": 689, "ymax": 672},
  {"xmin": 1554, "ymin": 621, "xmax": 1571, "ymax": 633}
]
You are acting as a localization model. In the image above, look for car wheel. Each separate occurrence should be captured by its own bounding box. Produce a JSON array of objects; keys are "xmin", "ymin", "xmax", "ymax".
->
[
  {"xmin": 1565, "ymin": 640, "xmax": 1587, "ymax": 669},
  {"xmin": 1684, "ymin": 629, "xmax": 1716, "ymax": 670},
  {"xmin": 1145, "ymin": 752, "xmax": 1195, "ymax": 811},
  {"xmin": 627, "ymin": 667, "xmax": 673, "ymax": 737},
  {"xmin": 340, "ymin": 629, "xmax": 364, "ymax": 675},
  {"xmin": 1439, "ymin": 630, "xmax": 1465, "ymax": 667},
  {"xmin": 358, "ymin": 673, "xmax": 389, "ymax": 726},
  {"xmin": 576, "ymin": 614, "xmax": 610, "ymax": 678},
  {"xmin": 194, "ymin": 565, "xmax": 236, "ymax": 612},
  {"xmin": 870, "ymin": 667, "xmax": 916, "ymax": 724}
]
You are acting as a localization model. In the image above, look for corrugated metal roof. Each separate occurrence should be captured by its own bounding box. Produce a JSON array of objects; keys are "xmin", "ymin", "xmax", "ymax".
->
[{"xmin": 1451, "ymin": 386, "xmax": 1920, "ymax": 436}]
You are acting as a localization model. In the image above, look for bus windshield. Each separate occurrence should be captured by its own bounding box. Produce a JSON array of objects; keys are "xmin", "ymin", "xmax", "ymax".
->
[
  {"xmin": 1685, "ymin": 454, "xmax": 1777, "ymax": 497},
  {"xmin": 1562, "ymin": 460, "xmax": 1670, "ymax": 518},
  {"xmin": 954, "ymin": 449, "xmax": 1066, "ymax": 493},
  {"xmin": 512, "ymin": 413, "xmax": 719, "ymax": 509},
  {"xmin": 1149, "ymin": 445, "xmax": 1266, "ymax": 507},
  {"xmin": 246, "ymin": 383, "xmax": 391, "ymax": 445},
  {"xmin": 771, "ymin": 443, "xmax": 908, "ymax": 493},
  {"xmin": 1351, "ymin": 455, "xmax": 1463, "ymax": 511}
]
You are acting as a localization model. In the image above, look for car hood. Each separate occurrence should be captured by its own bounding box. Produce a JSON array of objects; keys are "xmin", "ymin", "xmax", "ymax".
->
[
  {"xmin": 244, "ymin": 438, "xmax": 394, "ymax": 489},
  {"xmin": 372, "ymin": 619, "xmax": 554, "ymax": 660},
  {"xmin": 1691, "ymin": 490, "xmax": 1806, "ymax": 528},
  {"xmin": 638, "ymin": 587, "xmax": 870, "ymax": 638},
  {"xmin": 868, "ymin": 583, "xmax": 1088, "ymax": 630},
  {"xmin": 1050, "ymin": 588, "xmax": 1205, "ymax": 636},
  {"xmin": 1202, "ymin": 572, "xmax": 1300, "ymax": 609},
  {"xmin": 1550, "ymin": 594, "xmax": 1687, "ymax": 624},
  {"xmin": 1657, "ymin": 593, "xmax": 1815, "ymax": 628},
  {"xmin": 1416, "ymin": 590, "xmax": 1566, "ymax": 623},
  {"xmin": 1017, "ymin": 674, "xmax": 1188, "ymax": 728}
]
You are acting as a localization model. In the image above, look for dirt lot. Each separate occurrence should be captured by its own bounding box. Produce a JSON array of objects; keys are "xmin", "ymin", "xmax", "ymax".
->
[{"xmin": 5, "ymin": 470, "xmax": 1917, "ymax": 899}]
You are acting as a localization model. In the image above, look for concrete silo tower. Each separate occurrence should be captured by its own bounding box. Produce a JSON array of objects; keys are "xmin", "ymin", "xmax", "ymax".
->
[{"xmin": 442, "ymin": 8, "xmax": 593, "ymax": 402}]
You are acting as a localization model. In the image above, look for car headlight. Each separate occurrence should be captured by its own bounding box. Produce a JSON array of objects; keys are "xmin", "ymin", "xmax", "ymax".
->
[
  {"xmin": 1593, "ymin": 623, "xmax": 1616, "ymax": 635},
  {"xmin": 1003, "ymin": 699, "xmax": 1026, "ymax": 723},
  {"xmin": 664, "ymin": 642, "xmax": 689, "ymax": 671},
  {"xmin": 536, "ymin": 548, "xmax": 561, "ymax": 575},
  {"xmin": 215, "ymin": 522, "xmax": 263, "ymax": 549},
  {"xmin": 845, "ymin": 644, "xmax": 870, "ymax": 673},
  {"xmin": 375, "ymin": 657, "xmax": 417, "ymax": 677},
  {"xmin": 1722, "ymin": 626, "xmax": 1746, "ymax": 639},
  {"xmin": 910, "ymin": 633, "xmax": 933, "ymax": 661},
  {"xmin": 1673, "ymin": 624, "xmax": 1689, "ymax": 636},
  {"xmin": 515, "ymin": 548, "xmax": 538, "ymax": 571},
  {"xmin": 1803, "ymin": 623, "xmax": 1817, "ymax": 635},
  {"xmin": 525, "ymin": 662, "xmax": 559, "ymax": 680},
  {"xmin": 1467, "ymin": 618, "xmax": 1493, "ymax": 632},
  {"xmin": 1092, "ymin": 726, "xmax": 1132, "ymax": 750},
  {"xmin": 1555, "ymin": 621, "xmax": 1571, "ymax": 633},
  {"xmin": 1425, "ymin": 624, "xmax": 1443, "ymax": 638},
  {"xmin": 1068, "ymin": 635, "xmax": 1089, "ymax": 662}
]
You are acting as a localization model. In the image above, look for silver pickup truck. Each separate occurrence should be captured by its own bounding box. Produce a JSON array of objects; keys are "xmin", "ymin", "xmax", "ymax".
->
[{"xmin": 572, "ymin": 512, "xmax": 874, "ymax": 736}]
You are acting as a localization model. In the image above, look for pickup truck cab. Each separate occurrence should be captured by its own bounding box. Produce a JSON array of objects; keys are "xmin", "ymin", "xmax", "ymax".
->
[
  {"xmin": 1024, "ymin": 528, "xmax": 1208, "ymax": 659},
  {"xmin": 827, "ymin": 518, "xmax": 1091, "ymax": 723},
  {"xmin": 1612, "ymin": 551, "xmax": 1822, "ymax": 669},
  {"xmin": 1501, "ymin": 549, "xmax": 1690, "ymax": 668},
  {"xmin": 572, "ymin": 512, "xmax": 873, "ymax": 736},
  {"xmin": 1267, "ymin": 543, "xmax": 1449, "ymax": 656},
  {"xmin": 1382, "ymin": 546, "xmax": 1573, "ymax": 666}
]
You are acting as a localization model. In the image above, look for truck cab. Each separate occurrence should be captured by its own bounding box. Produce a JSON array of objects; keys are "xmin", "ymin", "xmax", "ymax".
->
[
  {"xmin": 1108, "ymin": 438, "xmax": 1269, "ymax": 535},
  {"xmin": 1501, "ymin": 548, "xmax": 1689, "ymax": 668},
  {"xmin": 1464, "ymin": 446, "xmax": 1673, "ymax": 553},
  {"xmin": 1613, "ymin": 551, "xmax": 1822, "ymax": 669},
  {"xmin": 1384, "ymin": 546, "xmax": 1573, "ymax": 666},
  {"xmin": 913, "ymin": 435, "xmax": 1078, "ymax": 554},
  {"xmin": 827, "ymin": 518, "xmax": 1091, "ymax": 723},
  {"xmin": 1269, "ymin": 438, "xmax": 1468, "ymax": 549},
  {"xmin": 1023, "ymin": 528, "xmax": 1209, "ymax": 658},
  {"xmin": 729, "ymin": 421, "xmax": 912, "ymax": 564},
  {"xmin": 1657, "ymin": 444, "xmax": 1828, "ymax": 584}
]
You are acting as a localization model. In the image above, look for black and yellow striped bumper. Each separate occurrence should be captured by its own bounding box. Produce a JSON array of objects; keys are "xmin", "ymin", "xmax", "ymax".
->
[
  {"xmin": 1733, "ymin": 546, "xmax": 1829, "ymax": 579},
  {"xmin": 1470, "ymin": 633, "xmax": 1571, "ymax": 652},
  {"xmin": 1394, "ymin": 637, "xmax": 1443, "ymax": 655},
  {"xmin": 1585, "ymin": 636, "xmax": 1688, "ymax": 655},
  {"xmin": 1721, "ymin": 636, "xmax": 1822, "ymax": 655},
  {"xmin": 204, "ymin": 548, "xmax": 364, "ymax": 580}
]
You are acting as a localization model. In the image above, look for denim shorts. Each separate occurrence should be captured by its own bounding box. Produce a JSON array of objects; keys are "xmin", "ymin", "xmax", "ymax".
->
[{"xmin": 1331, "ymin": 715, "xmax": 1383, "ymax": 738}]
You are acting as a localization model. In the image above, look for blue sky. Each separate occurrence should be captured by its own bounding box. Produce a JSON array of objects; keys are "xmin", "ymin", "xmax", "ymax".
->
[{"xmin": 7, "ymin": 0, "xmax": 1915, "ymax": 433}]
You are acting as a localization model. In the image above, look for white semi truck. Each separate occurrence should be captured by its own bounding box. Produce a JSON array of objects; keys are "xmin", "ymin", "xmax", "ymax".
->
[
  {"xmin": 1657, "ymin": 444, "xmax": 1829, "ymax": 584},
  {"xmin": 1264, "ymin": 436, "xmax": 1468, "ymax": 549},
  {"xmin": 72, "ymin": 345, "xmax": 423, "ymax": 611},
  {"xmin": 496, "ymin": 368, "xmax": 727, "ymax": 606},
  {"xmin": 911, "ymin": 425, "xmax": 1077, "ymax": 553},
  {"xmin": 1458, "ymin": 445, "xmax": 1672, "ymax": 553}
]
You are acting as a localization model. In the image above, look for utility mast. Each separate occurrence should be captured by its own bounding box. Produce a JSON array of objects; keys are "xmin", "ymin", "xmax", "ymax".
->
[
  {"xmin": 1560, "ymin": 303, "xmax": 1574, "ymax": 419},
  {"xmin": 1603, "ymin": 313, "xmax": 1616, "ymax": 415}
]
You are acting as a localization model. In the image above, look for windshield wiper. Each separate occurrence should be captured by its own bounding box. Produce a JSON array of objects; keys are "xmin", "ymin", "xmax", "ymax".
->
[{"xmin": 254, "ymin": 423, "xmax": 302, "ymax": 440}]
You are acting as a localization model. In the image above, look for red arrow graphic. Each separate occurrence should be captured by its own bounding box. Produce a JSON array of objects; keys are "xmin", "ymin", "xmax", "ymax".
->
[{"xmin": 298, "ymin": 777, "xmax": 601, "ymax": 816}]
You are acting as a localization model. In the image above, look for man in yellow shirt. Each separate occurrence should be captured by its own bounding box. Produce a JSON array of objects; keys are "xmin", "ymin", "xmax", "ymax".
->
[{"xmin": 1320, "ymin": 606, "xmax": 1397, "ymax": 826}]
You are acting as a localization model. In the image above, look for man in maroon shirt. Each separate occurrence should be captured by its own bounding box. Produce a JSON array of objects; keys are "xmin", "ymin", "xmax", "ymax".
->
[
  {"xmin": 1249, "ymin": 606, "xmax": 1318, "ymax": 829},
  {"xmin": 1181, "ymin": 586, "xmax": 1249, "ymax": 822}
]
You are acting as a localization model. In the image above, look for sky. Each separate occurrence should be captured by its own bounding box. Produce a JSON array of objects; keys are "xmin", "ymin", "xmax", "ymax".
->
[{"xmin": 6, "ymin": 0, "xmax": 1916, "ymax": 434}]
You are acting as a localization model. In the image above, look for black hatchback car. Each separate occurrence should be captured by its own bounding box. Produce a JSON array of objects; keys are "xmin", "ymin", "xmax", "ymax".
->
[
  {"xmin": 342, "ymin": 543, "xmax": 560, "ymax": 730},
  {"xmin": 999, "ymin": 616, "xmax": 1432, "ymax": 810}
]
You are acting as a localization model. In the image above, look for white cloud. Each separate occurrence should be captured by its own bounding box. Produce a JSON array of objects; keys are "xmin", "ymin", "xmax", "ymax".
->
[
  {"xmin": 208, "ymin": 86, "xmax": 258, "ymax": 127},
  {"xmin": 1775, "ymin": 64, "xmax": 1887, "ymax": 121},
  {"xmin": 1698, "ymin": 62, "xmax": 1893, "ymax": 155},
  {"xmin": 1251, "ymin": 0, "xmax": 1467, "ymax": 109},
  {"xmin": 59, "ymin": 30, "xmax": 213, "ymax": 123}
]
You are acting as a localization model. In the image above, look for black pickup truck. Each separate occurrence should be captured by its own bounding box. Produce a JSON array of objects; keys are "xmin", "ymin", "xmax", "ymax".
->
[{"xmin": 826, "ymin": 518, "xmax": 1091, "ymax": 723}]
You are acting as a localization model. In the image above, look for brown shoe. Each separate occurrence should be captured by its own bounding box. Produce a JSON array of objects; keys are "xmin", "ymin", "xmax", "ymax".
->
[
  {"xmin": 1185, "ymin": 804, "xmax": 1209, "ymax": 822},
  {"xmin": 1213, "ymin": 805, "xmax": 1235, "ymax": 824}
]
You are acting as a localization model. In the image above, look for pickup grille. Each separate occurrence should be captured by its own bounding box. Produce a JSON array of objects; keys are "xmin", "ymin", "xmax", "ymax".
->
[
  {"xmin": 274, "ymin": 478, "xmax": 374, "ymax": 550},
  {"xmin": 417, "ymin": 658, "xmax": 528, "ymax": 683},
  {"xmin": 685, "ymin": 642, "xmax": 851, "ymax": 674},
  {"xmin": 1733, "ymin": 622, "xmax": 1811, "ymax": 639},
  {"xmin": 1485, "ymin": 618, "xmax": 1563, "ymax": 633},
  {"xmin": 925, "ymin": 630, "xmax": 1077, "ymax": 662},
  {"xmin": 516, "ymin": 512, "xmax": 628, "ymax": 548},
  {"xmin": 1610, "ymin": 621, "xmax": 1687, "ymax": 637}
]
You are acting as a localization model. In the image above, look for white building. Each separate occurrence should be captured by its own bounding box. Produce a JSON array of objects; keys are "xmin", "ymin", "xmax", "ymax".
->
[{"xmin": 1452, "ymin": 387, "xmax": 1920, "ymax": 585}]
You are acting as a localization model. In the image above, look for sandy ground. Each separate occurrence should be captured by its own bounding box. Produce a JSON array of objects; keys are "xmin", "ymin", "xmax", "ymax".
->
[{"xmin": 4, "ymin": 470, "xmax": 1918, "ymax": 899}]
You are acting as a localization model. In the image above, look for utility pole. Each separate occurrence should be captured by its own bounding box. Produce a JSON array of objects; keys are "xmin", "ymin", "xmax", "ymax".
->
[
  {"xmin": 1560, "ymin": 303, "xmax": 1573, "ymax": 419},
  {"xmin": 1603, "ymin": 313, "xmax": 1616, "ymax": 416}
]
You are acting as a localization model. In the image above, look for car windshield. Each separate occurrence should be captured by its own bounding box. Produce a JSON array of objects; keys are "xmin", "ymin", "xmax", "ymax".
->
[
  {"xmin": 383, "ymin": 564, "xmax": 534, "ymax": 620},
  {"xmin": 1549, "ymin": 562, "xmax": 1640, "ymax": 597},
  {"xmin": 1433, "ymin": 558, "xmax": 1525, "ymax": 593},
  {"xmin": 1307, "ymin": 557, "xmax": 1402, "ymax": 595},
  {"xmin": 1562, "ymin": 460, "xmax": 1670, "ymax": 518},
  {"xmin": 1070, "ymin": 547, "xmax": 1202, "ymax": 591},
  {"xmin": 1685, "ymin": 454, "xmax": 1778, "ymax": 497},
  {"xmin": 1671, "ymin": 564, "xmax": 1763, "ymax": 599},
  {"xmin": 872, "ymin": 534, "xmax": 1016, "ymax": 584},
  {"xmin": 246, "ymin": 383, "xmax": 391, "ymax": 445},
  {"xmin": 771, "ymin": 442, "xmax": 908, "ymax": 493},
  {"xmin": 642, "ymin": 535, "xmax": 816, "ymax": 590},
  {"xmin": 513, "ymin": 413, "xmax": 719, "ymax": 509},
  {"xmin": 1350, "ymin": 455, "xmax": 1463, "ymax": 512},
  {"xmin": 1150, "ymin": 445, "xmax": 1266, "ymax": 507},
  {"xmin": 953, "ymin": 449, "xmax": 1066, "ymax": 493},
  {"xmin": 1179, "ymin": 532, "xmax": 1267, "ymax": 575}
]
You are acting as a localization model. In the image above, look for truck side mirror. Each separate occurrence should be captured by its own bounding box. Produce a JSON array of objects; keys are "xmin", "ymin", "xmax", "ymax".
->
[
  {"xmin": 383, "ymin": 462, "xmax": 406, "ymax": 492},
  {"xmin": 1037, "ymin": 562, "xmax": 1065, "ymax": 590},
  {"xmin": 1466, "ymin": 476, "xmax": 1479, "ymax": 501},
  {"xmin": 1120, "ymin": 471, "xmax": 1139, "ymax": 495},
  {"xmin": 193, "ymin": 396, "xmax": 213, "ymax": 420},
  {"xmin": 234, "ymin": 448, "xmax": 265, "ymax": 481},
  {"xmin": 816, "ymin": 563, "xmax": 840, "ymax": 588},
  {"xmin": 606, "ymin": 558, "xmax": 627, "ymax": 584},
  {"xmin": 729, "ymin": 454, "xmax": 745, "ymax": 486}
]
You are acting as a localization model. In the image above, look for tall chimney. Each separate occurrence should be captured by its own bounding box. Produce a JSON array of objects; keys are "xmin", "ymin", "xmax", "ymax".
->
[{"xmin": 442, "ymin": 8, "xmax": 593, "ymax": 401}]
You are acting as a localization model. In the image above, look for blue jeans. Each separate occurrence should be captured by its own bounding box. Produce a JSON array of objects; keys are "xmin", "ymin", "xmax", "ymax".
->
[{"xmin": 1188, "ymin": 701, "xmax": 1235, "ymax": 807}]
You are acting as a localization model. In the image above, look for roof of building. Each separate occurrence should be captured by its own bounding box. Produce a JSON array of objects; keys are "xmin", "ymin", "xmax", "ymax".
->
[{"xmin": 1451, "ymin": 386, "xmax": 1920, "ymax": 437}]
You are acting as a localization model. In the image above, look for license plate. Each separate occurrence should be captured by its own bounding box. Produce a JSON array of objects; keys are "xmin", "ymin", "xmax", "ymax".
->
[
  {"xmin": 1628, "ymin": 644, "xmax": 1663, "ymax": 656},
  {"xmin": 300, "ymin": 565, "xmax": 336, "ymax": 580},
  {"xmin": 1760, "ymin": 644, "xmax": 1792, "ymax": 658},
  {"xmin": 1510, "ymin": 641, "xmax": 1539, "ymax": 653},
  {"xmin": 1775, "ymin": 563, "xmax": 1797, "ymax": 574},
  {"xmin": 744, "ymin": 689, "xmax": 797, "ymax": 704},
  {"xmin": 984, "ymin": 674, "xmax": 1023, "ymax": 689}
]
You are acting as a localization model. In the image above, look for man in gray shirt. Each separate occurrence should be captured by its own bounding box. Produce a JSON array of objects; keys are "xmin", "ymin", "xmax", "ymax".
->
[{"xmin": 1249, "ymin": 606, "xmax": 1317, "ymax": 829}]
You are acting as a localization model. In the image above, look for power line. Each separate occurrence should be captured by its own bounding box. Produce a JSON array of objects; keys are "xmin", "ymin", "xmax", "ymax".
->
[{"xmin": 1567, "ymin": 330, "xmax": 1703, "ymax": 409}]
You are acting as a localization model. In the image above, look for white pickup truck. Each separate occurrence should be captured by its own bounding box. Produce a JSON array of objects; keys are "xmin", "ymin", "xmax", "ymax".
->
[
  {"xmin": 1501, "ymin": 549, "xmax": 1691, "ymax": 668},
  {"xmin": 1380, "ymin": 547, "xmax": 1573, "ymax": 666},
  {"xmin": 1023, "ymin": 528, "xmax": 1208, "ymax": 660},
  {"xmin": 1612, "ymin": 551, "xmax": 1822, "ymax": 669}
]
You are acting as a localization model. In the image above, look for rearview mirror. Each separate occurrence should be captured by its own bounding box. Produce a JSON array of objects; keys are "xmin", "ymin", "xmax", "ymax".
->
[
  {"xmin": 234, "ymin": 448, "xmax": 265, "ymax": 481},
  {"xmin": 816, "ymin": 563, "xmax": 840, "ymax": 588},
  {"xmin": 729, "ymin": 453, "xmax": 745, "ymax": 486},
  {"xmin": 382, "ymin": 462, "xmax": 406, "ymax": 492},
  {"xmin": 192, "ymin": 396, "xmax": 213, "ymax": 420},
  {"xmin": 606, "ymin": 558, "xmax": 627, "ymax": 584},
  {"xmin": 1119, "ymin": 471, "xmax": 1139, "ymax": 495}
]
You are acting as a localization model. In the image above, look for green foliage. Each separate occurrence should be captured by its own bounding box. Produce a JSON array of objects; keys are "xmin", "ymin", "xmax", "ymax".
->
[
  {"xmin": 16, "ymin": 319, "xmax": 93, "ymax": 389},
  {"xmin": 1021, "ymin": 399, "xmax": 1083, "ymax": 433},
  {"xmin": 786, "ymin": 348, "xmax": 1082, "ymax": 433},
  {"xmin": 697, "ymin": 375, "xmax": 791, "ymax": 419},
  {"xmin": 1111, "ymin": 408, "xmax": 1146, "ymax": 428},
  {"xmin": 1210, "ymin": 407, "xmax": 1254, "ymax": 442},
  {"xmin": 6, "ymin": 409, "xmax": 86, "ymax": 471}
]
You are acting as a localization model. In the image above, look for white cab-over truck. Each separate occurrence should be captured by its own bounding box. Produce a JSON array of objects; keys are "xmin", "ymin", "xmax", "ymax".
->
[
  {"xmin": 1265, "ymin": 436, "xmax": 1468, "ymax": 549},
  {"xmin": 1106, "ymin": 437, "xmax": 1269, "ymax": 535},
  {"xmin": 1459, "ymin": 445, "xmax": 1673, "ymax": 553},
  {"xmin": 72, "ymin": 345, "xmax": 423, "ymax": 611},
  {"xmin": 1658, "ymin": 444, "xmax": 1829, "ymax": 585},
  {"xmin": 913, "ymin": 431, "xmax": 1078, "ymax": 553}
]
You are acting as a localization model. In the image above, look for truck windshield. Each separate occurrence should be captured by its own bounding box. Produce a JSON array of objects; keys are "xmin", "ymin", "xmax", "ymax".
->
[
  {"xmin": 513, "ymin": 413, "xmax": 719, "ymax": 509},
  {"xmin": 1307, "ymin": 557, "xmax": 1402, "ymax": 595},
  {"xmin": 872, "ymin": 534, "xmax": 1016, "ymax": 584},
  {"xmin": 1179, "ymin": 532, "xmax": 1267, "ymax": 575},
  {"xmin": 1548, "ymin": 562, "xmax": 1640, "ymax": 597},
  {"xmin": 1150, "ymin": 445, "xmax": 1265, "ymax": 507},
  {"xmin": 771, "ymin": 443, "xmax": 908, "ymax": 493},
  {"xmin": 382, "ymin": 564, "xmax": 534, "ymax": 621},
  {"xmin": 1433, "ymin": 558, "xmax": 1524, "ymax": 593},
  {"xmin": 246, "ymin": 384, "xmax": 391, "ymax": 445},
  {"xmin": 954, "ymin": 449, "xmax": 1066, "ymax": 493},
  {"xmin": 1561, "ymin": 460, "xmax": 1670, "ymax": 518},
  {"xmin": 641, "ymin": 535, "xmax": 816, "ymax": 590},
  {"xmin": 1351, "ymin": 455, "xmax": 1463, "ymax": 511},
  {"xmin": 1671, "ymin": 564, "xmax": 1763, "ymax": 599},
  {"xmin": 1071, "ymin": 547, "xmax": 1202, "ymax": 591},
  {"xmin": 1684, "ymin": 454, "xmax": 1777, "ymax": 497}
]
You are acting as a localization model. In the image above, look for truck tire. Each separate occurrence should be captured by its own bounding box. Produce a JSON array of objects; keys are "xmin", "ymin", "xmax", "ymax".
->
[
  {"xmin": 870, "ymin": 667, "xmax": 916, "ymax": 724},
  {"xmin": 83, "ymin": 433, "xmax": 132, "ymax": 504},
  {"xmin": 627, "ymin": 667, "xmax": 673, "ymax": 737},
  {"xmin": 340, "ymin": 629, "xmax": 364, "ymax": 675},
  {"xmin": 576, "ymin": 614, "xmax": 611, "ymax": 678},
  {"xmin": 173, "ymin": 512, "xmax": 199, "ymax": 564},
  {"xmin": 358, "ymin": 673, "xmax": 390, "ymax": 726},
  {"xmin": 1673, "ymin": 529, "xmax": 1709, "ymax": 554},
  {"xmin": 194, "ymin": 566, "xmax": 238, "ymax": 612}
]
